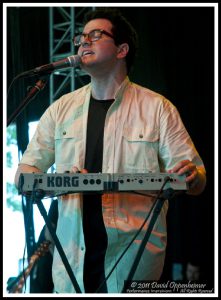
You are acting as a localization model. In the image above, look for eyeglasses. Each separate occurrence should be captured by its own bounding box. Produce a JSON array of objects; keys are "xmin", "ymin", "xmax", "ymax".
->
[{"xmin": 73, "ymin": 29, "xmax": 115, "ymax": 47}]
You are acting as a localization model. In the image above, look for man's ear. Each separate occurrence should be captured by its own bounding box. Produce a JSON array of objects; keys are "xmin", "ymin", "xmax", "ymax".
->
[{"xmin": 117, "ymin": 43, "xmax": 129, "ymax": 59}]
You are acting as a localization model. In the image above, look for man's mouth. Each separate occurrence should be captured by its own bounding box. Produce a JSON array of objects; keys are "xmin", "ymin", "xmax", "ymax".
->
[{"xmin": 81, "ymin": 51, "xmax": 94, "ymax": 57}]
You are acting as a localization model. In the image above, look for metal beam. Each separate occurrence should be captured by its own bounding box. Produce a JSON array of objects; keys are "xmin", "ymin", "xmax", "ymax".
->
[{"xmin": 49, "ymin": 7, "xmax": 93, "ymax": 104}]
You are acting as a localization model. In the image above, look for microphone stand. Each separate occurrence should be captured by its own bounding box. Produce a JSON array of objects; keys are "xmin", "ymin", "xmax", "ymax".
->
[
  {"xmin": 122, "ymin": 188, "xmax": 175, "ymax": 293},
  {"xmin": 6, "ymin": 77, "xmax": 48, "ymax": 292},
  {"xmin": 7, "ymin": 77, "xmax": 48, "ymax": 127}
]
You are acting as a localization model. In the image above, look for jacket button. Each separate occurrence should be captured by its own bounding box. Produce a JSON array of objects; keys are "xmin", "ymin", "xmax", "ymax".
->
[
  {"xmin": 63, "ymin": 131, "xmax": 66, "ymax": 135},
  {"xmin": 139, "ymin": 134, "xmax": 143, "ymax": 138}
]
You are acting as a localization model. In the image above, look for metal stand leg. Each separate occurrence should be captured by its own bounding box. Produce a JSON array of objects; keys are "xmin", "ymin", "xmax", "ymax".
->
[{"xmin": 33, "ymin": 190, "xmax": 82, "ymax": 293}]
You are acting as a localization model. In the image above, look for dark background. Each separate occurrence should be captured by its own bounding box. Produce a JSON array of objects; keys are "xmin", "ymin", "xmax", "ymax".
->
[{"xmin": 7, "ymin": 5, "xmax": 215, "ymax": 289}]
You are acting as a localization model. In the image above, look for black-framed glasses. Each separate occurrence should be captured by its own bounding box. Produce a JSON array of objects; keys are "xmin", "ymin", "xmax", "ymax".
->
[{"xmin": 72, "ymin": 29, "xmax": 115, "ymax": 47}]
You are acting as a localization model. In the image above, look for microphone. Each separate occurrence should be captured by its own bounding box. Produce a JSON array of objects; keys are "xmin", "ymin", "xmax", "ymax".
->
[{"xmin": 18, "ymin": 55, "xmax": 82, "ymax": 78}]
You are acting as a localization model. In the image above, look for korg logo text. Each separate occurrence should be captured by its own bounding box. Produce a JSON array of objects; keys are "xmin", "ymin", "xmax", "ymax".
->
[{"xmin": 47, "ymin": 176, "xmax": 79, "ymax": 187}]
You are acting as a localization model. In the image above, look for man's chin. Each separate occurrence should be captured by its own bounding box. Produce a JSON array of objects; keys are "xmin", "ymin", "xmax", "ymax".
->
[
  {"xmin": 81, "ymin": 54, "xmax": 95, "ymax": 63},
  {"xmin": 80, "ymin": 60, "xmax": 97, "ymax": 72}
]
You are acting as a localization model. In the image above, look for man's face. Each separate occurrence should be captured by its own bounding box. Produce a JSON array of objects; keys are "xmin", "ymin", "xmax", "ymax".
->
[
  {"xmin": 186, "ymin": 263, "xmax": 200, "ymax": 281},
  {"xmin": 77, "ymin": 18, "xmax": 119, "ymax": 74}
]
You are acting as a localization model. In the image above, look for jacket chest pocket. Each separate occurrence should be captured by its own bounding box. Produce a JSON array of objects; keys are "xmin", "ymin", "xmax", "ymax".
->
[
  {"xmin": 122, "ymin": 126, "xmax": 160, "ymax": 172},
  {"xmin": 54, "ymin": 124, "xmax": 82, "ymax": 171}
]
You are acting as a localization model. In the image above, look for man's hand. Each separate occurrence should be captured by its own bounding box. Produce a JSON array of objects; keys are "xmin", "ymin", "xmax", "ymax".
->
[
  {"xmin": 168, "ymin": 160, "xmax": 206, "ymax": 195},
  {"xmin": 71, "ymin": 166, "xmax": 88, "ymax": 174},
  {"xmin": 14, "ymin": 164, "xmax": 42, "ymax": 188}
]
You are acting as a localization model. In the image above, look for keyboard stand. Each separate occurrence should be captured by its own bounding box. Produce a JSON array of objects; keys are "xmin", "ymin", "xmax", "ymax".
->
[
  {"xmin": 32, "ymin": 189, "xmax": 82, "ymax": 293},
  {"xmin": 122, "ymin": 188, "xmax": 175, "ymax": 293}
]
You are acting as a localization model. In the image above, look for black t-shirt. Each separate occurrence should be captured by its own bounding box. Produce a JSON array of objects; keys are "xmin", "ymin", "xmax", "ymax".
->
[{"xmin": 83, "ymin": 96, "xmax": 114, "ymax": 293}]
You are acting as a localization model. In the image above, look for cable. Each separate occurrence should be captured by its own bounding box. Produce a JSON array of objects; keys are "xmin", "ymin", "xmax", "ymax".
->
[{"xmin": 7, "ymin": 74, "xmax": 21, "ymax": 100}]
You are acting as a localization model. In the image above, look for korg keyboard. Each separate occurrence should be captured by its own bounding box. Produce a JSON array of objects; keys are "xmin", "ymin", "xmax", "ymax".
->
[{"xmin": 18, "ymin": 172, "xmax": 188, "ymax": 197}]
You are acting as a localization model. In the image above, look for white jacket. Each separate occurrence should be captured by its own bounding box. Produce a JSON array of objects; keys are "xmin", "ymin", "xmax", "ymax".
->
[{"xmin": 20, "ymin": 77, "xmax": 205, "ymax": 293}]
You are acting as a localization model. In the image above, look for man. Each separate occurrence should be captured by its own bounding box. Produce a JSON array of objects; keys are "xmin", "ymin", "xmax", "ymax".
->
[
  {"xmin": 185, "ymin": 261, "xmax": 201, "ymax": 281},
  {"xmin": 14, "ymin": 8, "xmax": 206, "ymax": 293}
]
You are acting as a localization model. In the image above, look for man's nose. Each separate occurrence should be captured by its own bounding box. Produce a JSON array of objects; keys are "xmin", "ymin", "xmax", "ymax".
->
[{"xmin": 81, "ymin": 36, "xmax": 92, "ymax": 47}]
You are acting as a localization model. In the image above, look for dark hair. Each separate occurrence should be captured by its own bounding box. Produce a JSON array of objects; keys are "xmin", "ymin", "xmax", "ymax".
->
[{"xmin": 83, "ymin": 8, "xmax": 138, "ymax": 74}]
